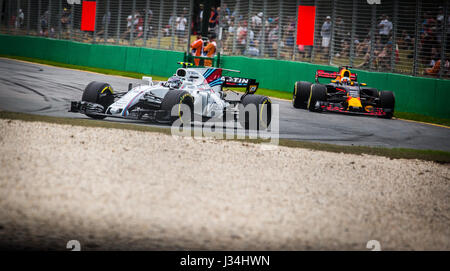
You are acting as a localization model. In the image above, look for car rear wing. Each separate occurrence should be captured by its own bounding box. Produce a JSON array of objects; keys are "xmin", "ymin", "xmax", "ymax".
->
[
  {"xmin": 315, "ymin": 70, "xmax": 357, "ymax": 82},
  {"xmin": 221, "ymin": 76, "xmax": 259, "ymax": 94}
]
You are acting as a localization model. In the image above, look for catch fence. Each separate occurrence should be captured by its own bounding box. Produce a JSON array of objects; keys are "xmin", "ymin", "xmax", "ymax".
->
[{"xmin": 1, "ymin": 0, "xmax": 448, "ymax": 79}]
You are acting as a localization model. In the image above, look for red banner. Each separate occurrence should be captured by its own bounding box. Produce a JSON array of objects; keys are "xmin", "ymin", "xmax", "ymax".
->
[
  {"xmin": 81, "ymin": 1, "xmax": 96, "ymax": 32},
  {"xmin": 296, "ymin": 6, "xmax": 316, "ymax": 46}
]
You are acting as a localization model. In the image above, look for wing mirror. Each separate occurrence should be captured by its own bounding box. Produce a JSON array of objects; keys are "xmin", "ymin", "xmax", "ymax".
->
[{"xmin": 142, "ymin": 76, "xmax": 153, "ymax": 86}]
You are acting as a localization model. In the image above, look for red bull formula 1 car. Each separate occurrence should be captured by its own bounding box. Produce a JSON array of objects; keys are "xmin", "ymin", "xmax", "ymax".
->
[{"xmin": 292, "ymin": 66, "xmax": 395, "ymax": 118}]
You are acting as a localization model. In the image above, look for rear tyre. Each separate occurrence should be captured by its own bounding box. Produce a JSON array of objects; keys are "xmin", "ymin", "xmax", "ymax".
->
[
  {"xmin": 307, "ymin": 84, "xmax": 327, "ymax": 112},
  {"xmin": 379, "ymin": 90, "xmax": 395, "ymax": 119},
  {"xmin": 293, "ymin": 81, "xmax": 312, "ymax": 109},
  {"xmin": 82, "ymin": 81, "xmax": 115, "ymax": 119},
  {"xmin": 239, "ymin": 94, "xmax": 272, "ymax": 130},
  {"xmin": 160, "ymin": 90, "xmax": 194, "ymax": 125}
]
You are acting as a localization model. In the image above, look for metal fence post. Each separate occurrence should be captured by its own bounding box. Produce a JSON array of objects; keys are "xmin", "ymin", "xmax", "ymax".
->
[
  {"xmin": 231, "ymin": 0, "xmax": 240, "ymax": 55},
  {"xmin": 439, "ymin": 0, "xmax": 448, "ymax": 78},
  {"xmin": 310, "ymin": 0, "xmax": 317, "ymax": 63},
  {"xmin": 70, "ymin": 3, "xmax": 74, "ymax": 40},
  {"xmin": 92, "ymin": 0, "xmax": 99, "ymax": 43},
  {"xmin": 48, "ymin": 0, "xmax": 51, "ymax": 37},
  {"xmin": 170, "ymin": 0, "xmax": 177, "ymax": 50},
  {"xmin": 26, "ymin": 0, "xmax": 30, "ymax": 35},
  {"xmin": 390, "ymin": 0, "xmax": 398, "ymax": 72},
  {"xmin": 293, "ymin": 0, "xmax": 300, "ymax": 61},
  {"xmin": 0, "ymin": 0, "xmax": 3, "ymax": 30},
  {"xmin": 201, "ymin": 0, "xmax": 211, "ymax": 38},
  {"xmin": 0, "ymin": 0, "xmax": 3, "ymax": 29},
  {"xmin": 130, "ymin": 0, "xmax": 135, "ymax": 45},
  {"xmin": 115, "ymin": 0, "xmax": 122, "ymax": 44},
  {"xmin": 157, "ymin": 0, "xmax": 163, "ymax": 49},
  {"xmin": 276, "ymin": 0, "xmax": 282, "ymax": 59},
  {"xmin": 58, "ymin": 0, "xmax": 62, "ymax": 39},
  {"xmin": 143, "ymin": 0, "xmax": 149, "ymax": 46},
  {"xmin": 104, "ymin": 0, "xmax": 110, "ymax": 43},
  {"xmin": 6, "ymin": 0, "xmax": 10, "ymax": 33},
  {"xmin": 218, "ymin": 3, "xmax": 224, "ymax": 53},
  {"xmin": 38, "ymin": 0, "xmax": 41, "ymax": 35},
  {"xmin": 245, "ymin": 0, "xmax": 253, "ymax": 56},
  {"xmin": 412, "ymin": 0, "xmax": 421, "ymax": 76},
  {"xmin": 349, "ymin": 0, "xmax": 357, "ymax": 67},
  {"xmin": 260, "ymin": 0, "xmax": 267, "ymax": 57},
  {"xmin": 369, "ymin": 4, "xmax": 376, "ymax": 70},
  {"xmin": 15, "ymin": 0, "xmax": 20, "ymax": 34},
  {"xmin": 185, "ymin": 0, "xmax": 194, "ymax": 53},
  {"xmin": 328, "ymin": 0, "xmax": 336, "ymax": 65}
]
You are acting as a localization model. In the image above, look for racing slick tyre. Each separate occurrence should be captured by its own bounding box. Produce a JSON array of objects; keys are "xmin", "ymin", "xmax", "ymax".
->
[
  {"xmin": 293, "ymin": 81, "xmax": 312, "ymax": 109},
  {"xmin": 307, "ymin": 84, "xmax": 327, "ymax": 112},
  {"xmin": 379, "ymin": 90, "xmax": 395, "ymax": 119},
  {"xmin": 161, "ymin": 90, "xmax": 194, "ymax": 125},
  {"xmin": 82, "ymin": 81, "xmax": 115, "ymax": 119},
  {"xmin": 239, "ymin": 95, "xmax": 272, "ymax": 130}
]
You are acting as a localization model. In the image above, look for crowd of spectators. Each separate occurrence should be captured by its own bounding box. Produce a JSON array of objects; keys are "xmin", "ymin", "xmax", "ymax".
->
[
  {"xmin": 420, "ymin": 8, "xmax": 450, "ymax": 77},
  {"xmin": 317, "ymin": 13, "xmax": 396, "ymax": 70},
  {"xmin": 219, "ymin": 8, "xmax": 293, "ymax": 58},
  {"xmin": 3, "ymin": 2, "xmax": 449, "ymax": 77},
  {"xmin": 120, "ymin": 10, "xmax": 148, "ymax": 40},
  {"xmin": 354, "ymin": 15, "xmax": 395, "ymax": 70}
]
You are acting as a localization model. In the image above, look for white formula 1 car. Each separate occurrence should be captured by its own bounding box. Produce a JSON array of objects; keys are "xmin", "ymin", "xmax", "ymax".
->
[{"xmin": 69, "ymin": 62, "xmax": 272, "ymax": 129}]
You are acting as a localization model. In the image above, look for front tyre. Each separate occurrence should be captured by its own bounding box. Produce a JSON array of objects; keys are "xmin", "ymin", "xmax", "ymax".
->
[
  {"xmin": 379, "ymin": 90, "xmax": 395, "ymax": 119},
  {"xmin": 82, "ymin": 81, "xmax": 115, "ymax": 119},
  {"xmin": 307, "ymin": 84, "xmax": 327, "ymax": 112},
  {"xmin": 160, "ymin": 90, "xmax": 194, "ymax": 125},
  {"xmin": 293, "ymin": 81, "xmax": 312, "ymax": 109},
  {"xmin": 239, "ymin": 95, "xmax": 272, "ymax": 130}
]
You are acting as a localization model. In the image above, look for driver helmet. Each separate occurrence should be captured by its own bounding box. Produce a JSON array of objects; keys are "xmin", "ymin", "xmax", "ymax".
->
[
  {"xmin": 340, "ymin": 77, "xmax": 351, "ymax": 85},
  {"xmin": 165, "ymin": 76, "xmax": 183, "ymax": 89}
]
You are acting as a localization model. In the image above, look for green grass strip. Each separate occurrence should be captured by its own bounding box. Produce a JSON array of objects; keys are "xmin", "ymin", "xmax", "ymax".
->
[
  {"xmin": 1, "ymin": 111, "xmax": 449, "ymax": 163},
  {"xmin": 0, "ymin": 54, "xmax": 447, "ymax": 127},
  {"xmin": 0, "ymin": 54, "xmax": 169, "ymax": 81},
  {"xmin": 394, "ymin": 112, "xmax": 450, "ymax": 127}
]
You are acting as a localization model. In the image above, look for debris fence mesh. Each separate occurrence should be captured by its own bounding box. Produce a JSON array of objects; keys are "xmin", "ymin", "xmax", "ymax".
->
[{"xmin": 1, "ymin": 0, "xmax": 448, "ymax": 78}]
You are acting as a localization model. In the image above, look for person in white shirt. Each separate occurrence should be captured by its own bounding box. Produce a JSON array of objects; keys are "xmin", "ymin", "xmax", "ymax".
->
[
  {"xmin": 16, "ymin": 9, "xmax": 24, "ymax": 28},
  {"xmin": 176, "ymin": 12, "xmax": 187, "ymax": 45},
  {"xmin": 236, "ymin": 21, "xmax": 247, "ymax": 54},
  {"xmin": 378, "ymin": 15, "xmax": 393, "ymax": 44},
  {"xmin": 251, "ymin": 12, "xmax": 263, "ymax": 28},
  {"xmin": 121, "ymin": 15, "xmax": 134, "ymax": 39},
  {"xmin": 321, "ymin": 16, "xmax": 332, "ymax": 58}
]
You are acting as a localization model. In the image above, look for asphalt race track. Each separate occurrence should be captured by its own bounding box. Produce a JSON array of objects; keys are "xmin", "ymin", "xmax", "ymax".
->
[{"xmin": 0, "ymin": 57, "xmax": 449, "ymax": 152}]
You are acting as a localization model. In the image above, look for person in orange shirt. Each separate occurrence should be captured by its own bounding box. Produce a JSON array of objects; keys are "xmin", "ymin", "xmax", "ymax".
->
[
  {"xmin": 424, "ymin": 59, "xmax": 443, "ymax": 77},
  {"xmin": 190, "ymin": 34, "xmax": 203, "ymax": 66},
  {"xmin": 203, "ymin": 33, "xmax": 217, "ymax": 67}
]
